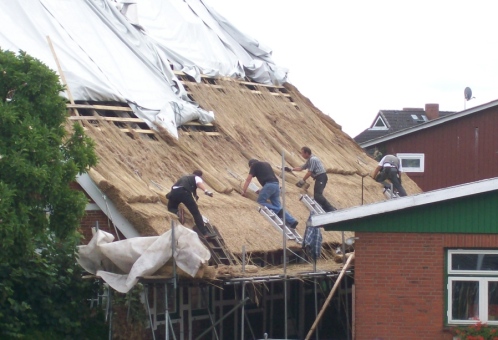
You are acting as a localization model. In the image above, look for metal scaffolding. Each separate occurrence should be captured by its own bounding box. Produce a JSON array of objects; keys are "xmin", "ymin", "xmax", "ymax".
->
[{"xmin": 94, "ymin": 152, "xmax": 354, "ymax": 339}]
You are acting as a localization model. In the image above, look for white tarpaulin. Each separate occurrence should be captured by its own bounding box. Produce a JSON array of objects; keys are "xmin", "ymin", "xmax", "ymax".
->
[
  {"xmin": 0, "ymin": 0, "xmax": 286, "ymax": 137},
  {"xmin": 77, "ymin": 225, "xmax": 211, "ymax": 293},
  {"xmin": 118, "ymin": 0, "xmax": 287, "ymax": 84},
  {"xmin": 0, "ymin": 0, "xmax": 210, "ymax": 138}
]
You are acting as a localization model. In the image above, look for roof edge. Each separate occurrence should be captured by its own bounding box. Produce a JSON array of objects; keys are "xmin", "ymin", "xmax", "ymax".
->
[
  {"xmin": 311, "ymin": 177, "xmax": 498, "ymax": 227},
  {"xmin": 77, "ymin": 173, "xmax": 140, "ymax": 238}
]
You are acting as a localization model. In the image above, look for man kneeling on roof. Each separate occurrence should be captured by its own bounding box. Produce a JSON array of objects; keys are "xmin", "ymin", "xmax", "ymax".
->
[
  {"xmin": 242, "ymin": 159, "xmax": 299, "ymax": 229},
  {"xmin": 372, "ymin": 154, "xmax": 407, "ymax": 197},
  {"xmin": 167, "ymin": 170, "xmax": 216, "ymax": 238}
]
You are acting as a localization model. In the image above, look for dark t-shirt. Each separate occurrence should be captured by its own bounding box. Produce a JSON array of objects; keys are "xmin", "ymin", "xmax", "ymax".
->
[{"xmin": 249, "ymin": 161, "xmax": 278, "ymax": 186}]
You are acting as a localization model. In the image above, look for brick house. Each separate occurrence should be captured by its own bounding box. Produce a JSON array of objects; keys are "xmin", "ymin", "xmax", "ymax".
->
[
  {"xmin": 311, "ymin": 177, "xmax": 498, "ymax": 339},
  {"xmin": 356, "ymin": 100, "xmax": 498, "ymax": 191}
]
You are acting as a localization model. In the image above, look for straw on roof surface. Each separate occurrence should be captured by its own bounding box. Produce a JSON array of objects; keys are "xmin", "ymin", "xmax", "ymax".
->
[{"xmin": 73, "ymin": 77, "xmax": 421, "ymax": 255}]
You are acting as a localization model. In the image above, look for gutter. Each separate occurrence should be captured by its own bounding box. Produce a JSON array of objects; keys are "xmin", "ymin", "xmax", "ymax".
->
[{"xmin": 311, "ymin": 177, "xmax": 498, "ymax": 227}]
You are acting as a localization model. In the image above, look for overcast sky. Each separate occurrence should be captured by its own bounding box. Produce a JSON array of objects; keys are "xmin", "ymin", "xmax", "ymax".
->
[{"xmin": 205, "ymin": 0, "xmax": 498, "ymax": 138}]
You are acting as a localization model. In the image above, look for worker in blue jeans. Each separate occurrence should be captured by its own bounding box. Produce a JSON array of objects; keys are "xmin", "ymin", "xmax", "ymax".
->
[{"xmin": 241, "ymin": 159, "xmax": 298, "ymax": 229}]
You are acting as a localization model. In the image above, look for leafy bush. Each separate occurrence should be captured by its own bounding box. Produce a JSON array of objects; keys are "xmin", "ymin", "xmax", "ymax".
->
[{"xmin": 0, "ymin": 49, "xmax": 101, "ymax": 338}]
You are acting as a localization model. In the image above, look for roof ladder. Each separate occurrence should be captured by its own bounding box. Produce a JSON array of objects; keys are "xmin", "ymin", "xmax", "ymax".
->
[
  {"xmin": 299, "ymin": 194, "xmax": 326, "ymax": 215},
  {"xmin": 197, "ymin": 216, "xmax": 237, "ymax": 265},
  {"xmin": 258, "ymin": 206, "xmax": 303, "ymax": 244}
]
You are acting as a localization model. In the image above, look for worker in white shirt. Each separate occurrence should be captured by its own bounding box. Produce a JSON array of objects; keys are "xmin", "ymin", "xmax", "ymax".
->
[{"xmin": 372, "ymin": 155, "xmax": 407, "ymax": 197}]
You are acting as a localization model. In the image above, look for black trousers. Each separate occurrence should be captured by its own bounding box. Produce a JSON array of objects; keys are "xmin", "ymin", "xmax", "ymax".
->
[
  {"xmin": 380, "ymin": 167, "xmax": 407, "ymax": 197},
  {"xmin": 313, "ymin": 173, "xmax": 336, "ymax": 212},
  {"xmin": 167, "ymin": 188, "xmax": 208, "ymax": 234}
]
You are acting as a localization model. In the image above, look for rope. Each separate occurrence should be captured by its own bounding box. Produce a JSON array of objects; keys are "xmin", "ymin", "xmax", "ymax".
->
[{"xmin": 103, "ymin": 194, "xmax": 121, "ymax": 241}]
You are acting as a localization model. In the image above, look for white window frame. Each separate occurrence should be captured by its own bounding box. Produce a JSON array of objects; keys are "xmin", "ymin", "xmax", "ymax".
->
[
  {"xmin": 370, "ymin": 116, "xmax": 388, "ymax": 130},
  {"xmin": 396, "ymin": 153, "xmax": 424, "ymax": 172},
  {"xmin": 449, "ymin": 249, "xmax": 498, "ymax": 275},
  {"xmin": 447, "ymin": 249, "xmax": 498, "ymax": 325}
]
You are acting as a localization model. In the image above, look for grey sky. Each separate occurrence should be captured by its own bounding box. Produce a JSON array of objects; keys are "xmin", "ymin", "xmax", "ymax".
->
[{"xmin": 206, "ymin": 0, "xmax": 498, "ymax": 137}]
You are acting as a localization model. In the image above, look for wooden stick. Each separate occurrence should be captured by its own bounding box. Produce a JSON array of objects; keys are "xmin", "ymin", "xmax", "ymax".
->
[
  {"xmin": 46, "ymin": 35, "xmax": 79, "ymax": 116},
  {"xmin": 69, "ymin": 116, "xmax": 144, "ymax": 123},
  {"xmin": 305, "ymin": 252, "xmax": 355, "ymax": 340},
  {"xmin": 66, "ymin": 104, "xmax": 133, "ymax": 112}
]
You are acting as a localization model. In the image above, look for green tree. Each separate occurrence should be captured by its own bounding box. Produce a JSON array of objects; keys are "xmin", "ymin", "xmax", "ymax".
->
[{"xmin": 0, "ymin": 49, "xmax": 103, "ymax": 338}]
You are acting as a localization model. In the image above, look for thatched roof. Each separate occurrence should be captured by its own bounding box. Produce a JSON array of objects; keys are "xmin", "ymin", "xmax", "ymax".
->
[{"xmin": 73, "ymin": 76, "xmax": 421, "ymax": 256}]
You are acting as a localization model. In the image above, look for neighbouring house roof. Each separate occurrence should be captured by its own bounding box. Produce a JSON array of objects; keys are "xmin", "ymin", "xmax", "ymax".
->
[
  {"xmin": 354, "ymin": 109, "xmax": 454, "ymax": 145},
  {"xmin": 311, "ymin": 177, "xmax": 498, "ymax": 233},
  {"xmin": 359, "ymin": 99, "xmax": 498, "ymax": 148}
]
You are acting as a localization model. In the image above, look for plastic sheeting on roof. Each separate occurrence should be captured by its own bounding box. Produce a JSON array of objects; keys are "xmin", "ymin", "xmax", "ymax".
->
[
  {"xmin": 0, "ymin": 0, "xmax": 286, "ymax": 138},
  {"xmin": 129, "ymin": 0, "xmax": 288, "ymax": 84},
  {"xmin": 77, "ymin": 226, "xmax": 210, "ymax": 293}
]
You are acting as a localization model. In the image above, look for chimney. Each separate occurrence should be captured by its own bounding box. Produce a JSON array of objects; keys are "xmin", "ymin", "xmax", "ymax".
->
[{"xmin": 425, "ymin": 103, "xmax": 439, "ymax": 120}]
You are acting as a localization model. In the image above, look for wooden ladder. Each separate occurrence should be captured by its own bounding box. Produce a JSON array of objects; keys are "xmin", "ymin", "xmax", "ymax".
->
[{"xmin": 198, "ymin": 217, "xmax": 237, "ymax": 265}]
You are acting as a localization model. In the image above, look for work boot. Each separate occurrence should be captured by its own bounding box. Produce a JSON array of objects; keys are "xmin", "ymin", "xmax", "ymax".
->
[
  {"xmin": 194, "ymin": 224, "xmax": 213, "ymax": 239},
  {"xmin": 202, "ymin": 232, "xmax": 217, "ymax": 239},
  {"xmin": 286, "ymin": 220, "xmax": 298, "ymax": 229},
  {"xmin": 276, "ymin": 209, "xmax": 284, "ymax": 218}
]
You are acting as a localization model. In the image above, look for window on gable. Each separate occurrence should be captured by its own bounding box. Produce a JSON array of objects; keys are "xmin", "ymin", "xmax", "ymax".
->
[
  {"xmin": 447, "ymin": 249, "xmax": 498, "ymax": 325},
  {"xmin": 371, "ymin": 116, "xmax": 387, "ymax": 130},
  {"xmin": 396, "ymin": 153, "xmax": 424, "ymax": 172}
]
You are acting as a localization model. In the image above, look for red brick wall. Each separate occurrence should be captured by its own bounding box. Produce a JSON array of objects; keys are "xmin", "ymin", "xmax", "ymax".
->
[
  {"xmin": 71, "ymin": 181, "xmax": 124, "ymax": 244},
  {"xmin": 354, "ymin": 232, "xmax": 498, "ymax": 340},
  {"xmin": 78, "ymin": 209, "xmax": 123, "ymax": 244}
]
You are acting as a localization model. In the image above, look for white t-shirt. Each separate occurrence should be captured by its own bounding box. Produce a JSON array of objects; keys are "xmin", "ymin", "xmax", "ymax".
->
[
  {"xmin": 378, "ymin": 155, "xmax": 401, "ymax": 170},
  {"xmin": 172, "ymin": 175, "xmax": 202, "ymax": 189}
]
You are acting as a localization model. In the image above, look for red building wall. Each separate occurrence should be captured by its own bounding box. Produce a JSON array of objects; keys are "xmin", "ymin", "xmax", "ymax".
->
[
  {"xmin": 78, "ymin": 210, "xmax": 120, "ymax": 244},
  {"xmin": 354, "ymin": 232, "xmax": 498, "ymax": 340},
  {"xmin": 379, "ymin": 106, "xmax": 498, "ymax": 191},
  {"xmin": 70, "ymin": 182, "xmax": 123, "ymax": 244}
]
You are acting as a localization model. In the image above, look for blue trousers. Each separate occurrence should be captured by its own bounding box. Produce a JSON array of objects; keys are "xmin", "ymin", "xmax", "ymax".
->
[{"xmin": 257, "ymin": 182, "xmax": 297, "ymax": 224}]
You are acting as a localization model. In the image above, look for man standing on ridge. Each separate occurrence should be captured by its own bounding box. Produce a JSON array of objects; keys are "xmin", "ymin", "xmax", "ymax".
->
[
  {"xmin": 167, "ymin": 170, "xmax": 215, "ymax": 238},
  {"xmin": 285, "ymin": 146, "xmax": 336, "ymax": 212},
  {"xmin": 372, "ymin": 154, "xmax": 407, "ymax": 197},
  {"xmin": 242, "ymin": 158, "xmax": 299, "ymax": 229}
]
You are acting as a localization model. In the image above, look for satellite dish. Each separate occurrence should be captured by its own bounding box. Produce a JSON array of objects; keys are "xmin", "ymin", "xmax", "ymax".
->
[{"xmin": 464, "ymin": 87, "xmax": 472, "ymax": 101}]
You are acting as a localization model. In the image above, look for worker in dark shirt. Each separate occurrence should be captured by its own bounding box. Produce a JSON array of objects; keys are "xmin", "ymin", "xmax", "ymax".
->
[
  {"xmin": 167, "ymin": 170, "xmax": 215, "ymax": 238},
  {"xmin": 242, "ymin": 159, "xmax": 298, "ymax": 229}
]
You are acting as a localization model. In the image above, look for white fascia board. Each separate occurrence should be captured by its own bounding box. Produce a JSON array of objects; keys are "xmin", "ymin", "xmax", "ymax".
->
[
  {"xmin": 76, "ymin": 173, "xmax": 140, "ymax": 238},
  {"xmin": 360, "ymin": 99, "xmax": 498, "ymax": 148},
  {"xmin": 311, "ymin": 177, "xmax": 498, "ymax": 227}
]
